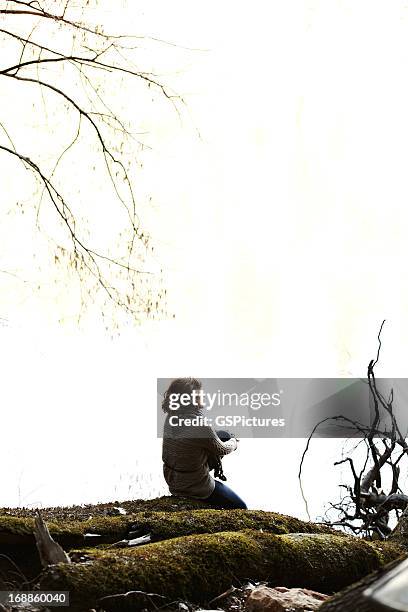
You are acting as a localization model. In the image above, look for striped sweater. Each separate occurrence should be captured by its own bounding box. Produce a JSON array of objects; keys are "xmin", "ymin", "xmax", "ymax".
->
[{"xmin": 162, "ymin": 410, "xmax": 237, "ymax": 499}]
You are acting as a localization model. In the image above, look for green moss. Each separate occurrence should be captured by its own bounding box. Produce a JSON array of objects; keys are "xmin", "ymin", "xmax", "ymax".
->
[
  {"xmin": 0, "ymin": 496, "xmax": 206, "ymax": 522},
  {"xmin": 0, "ymin": 516, "xmax": 35, "ymax": 536},
  {"xmin": 0, "ymin": 509, "xmax": 337, "ymax": 548},
  {"xmin": 0, "ymin": 515, "xmax": 131, "ymax": 547},
  {"xmin": 40, "ymin": 530, "xmax": 401, "ymax": 610},
  {"xmin": 389, "ymin": 515, "xmax": 408, "ymax": 551},
  {"xmin": 126, "ymin": 508, "xmax": 336, "ymax": 541}
]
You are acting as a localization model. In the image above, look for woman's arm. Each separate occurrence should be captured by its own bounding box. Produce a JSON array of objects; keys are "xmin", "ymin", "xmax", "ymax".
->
[{"xmin": 199, "ymin": 426, "xmax": 237, "ymax": 457}]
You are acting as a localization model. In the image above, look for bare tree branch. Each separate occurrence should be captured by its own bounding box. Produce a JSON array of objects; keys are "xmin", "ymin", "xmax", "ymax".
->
[{"xmin": 0, "ymin": 0, "xmax": 185, "ymax": 323}]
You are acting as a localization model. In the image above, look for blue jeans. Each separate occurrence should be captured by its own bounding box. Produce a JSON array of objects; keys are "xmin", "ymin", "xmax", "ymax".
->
[{"xmin": 205, "ymin": 480, "xmax": 247, "ymax": 509}]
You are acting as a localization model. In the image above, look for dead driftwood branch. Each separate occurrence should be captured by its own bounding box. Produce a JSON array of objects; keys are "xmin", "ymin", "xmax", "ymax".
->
[
  {"xmin": 33, "ymin": 510, "xmax": 71, "ymax": 568},
  {"xmin": 300, "ymin": 320, "xmax": 408, "ymax": 539}
]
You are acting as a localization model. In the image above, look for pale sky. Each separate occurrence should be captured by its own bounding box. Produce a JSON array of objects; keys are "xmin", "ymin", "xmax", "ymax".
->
[{"xmin": 1, "ymin": 1, "xmax": 408, "ymax": 516}]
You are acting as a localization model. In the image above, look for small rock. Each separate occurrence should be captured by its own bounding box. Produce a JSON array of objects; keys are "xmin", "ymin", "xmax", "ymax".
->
[
  {"xmin": 245, "ymin": 586, "xmax": 329, "ymax": 612},
  {"xmin": 178, "ymin": 603, "xmax": 189, "ymax": 612}
]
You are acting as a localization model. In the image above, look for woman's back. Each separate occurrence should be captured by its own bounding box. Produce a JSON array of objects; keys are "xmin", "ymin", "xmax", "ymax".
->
[
  {"xmin": 162, "ymin": 411, "xmax": 236, "ymax": 499},
  {"xmin": 160, "ymin": 378, "xmax": 244, "ymax": 508}
]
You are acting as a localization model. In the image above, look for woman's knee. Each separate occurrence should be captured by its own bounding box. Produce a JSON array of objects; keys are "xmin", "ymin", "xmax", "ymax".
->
[
  {"xmin": 207, "ymin": 481, "xmax": 247, "ymax": 510},
  {"xmin": 230, "ymin": 495, "xmax": 247, "ymax": 510},
  {"xmin": 223, "ymin": 488, "xmax": 247, "ymax": 510}
]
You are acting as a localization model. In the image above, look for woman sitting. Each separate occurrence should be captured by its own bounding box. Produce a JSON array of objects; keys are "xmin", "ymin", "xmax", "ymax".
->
[{"xmin": 161, "ymin": 378, "xmax": 247, "ymax": 509}]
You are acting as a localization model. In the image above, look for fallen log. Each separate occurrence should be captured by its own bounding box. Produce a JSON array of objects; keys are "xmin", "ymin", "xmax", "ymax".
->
[
  {"xmin": 39, "ymin": 530, "xmax": 401, "ymax": 610},
  {"xmin": 0, "ymin": 508, "xmax": 339, "ymax": 549},
  {"xmin": 0, "ymin": 508, "xmax": 347, "ymax": 586},
  {"xmin": 0, "ymin": 496, "xmax": 210, "ymax": 522}
]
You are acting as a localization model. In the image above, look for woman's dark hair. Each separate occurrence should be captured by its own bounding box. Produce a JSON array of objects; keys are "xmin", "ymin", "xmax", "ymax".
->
[{"xmin": 162, "ymin": 378, "xmax": 202, "ymax": 414}]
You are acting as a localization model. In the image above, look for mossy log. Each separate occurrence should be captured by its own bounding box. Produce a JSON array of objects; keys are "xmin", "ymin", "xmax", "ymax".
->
[
  {"xmin": 39, "ymin": 530, "xmax": 401, "ymax": 611},
  {"xmin": 0, "ymin": 509, "xmax": 338, "ymax": 549},
  {"xmin": 0, "ymin": 508, "xmax": 345, "ymax": 585},
  {"xmin": 0, "ymin": 496, "xmax": 207, "ymax": 522}
]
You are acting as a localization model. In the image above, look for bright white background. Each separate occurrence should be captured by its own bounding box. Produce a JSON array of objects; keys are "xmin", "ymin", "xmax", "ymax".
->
[{"xmin": 1, "ymin": 1, "xmax": 408, "ymax": 519}]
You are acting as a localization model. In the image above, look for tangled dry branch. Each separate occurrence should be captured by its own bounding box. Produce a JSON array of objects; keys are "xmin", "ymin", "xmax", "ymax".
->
[{"xmin": 299, "ymin": 321, "xmax": 408, "ymax": 539}]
